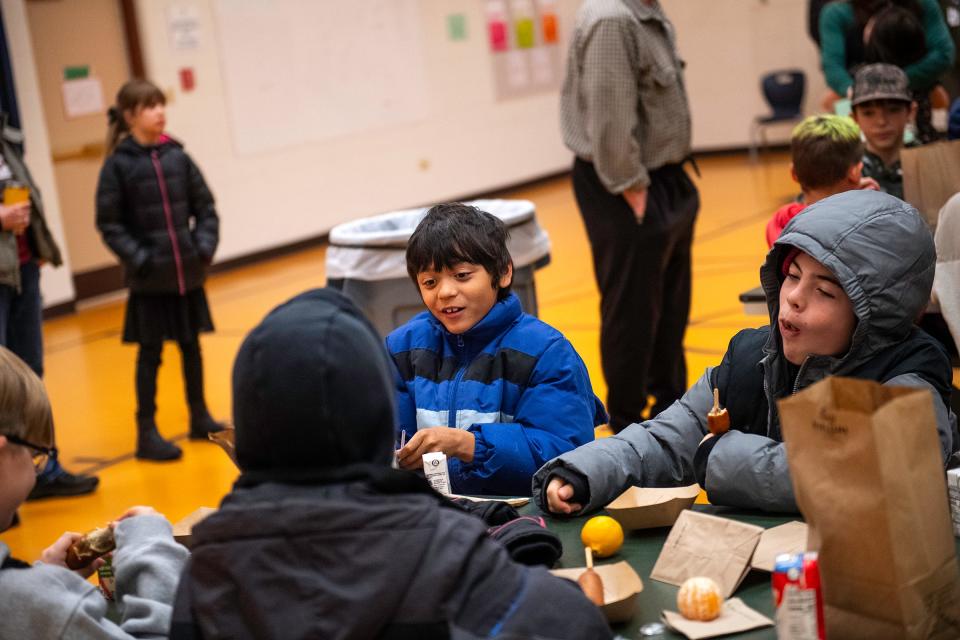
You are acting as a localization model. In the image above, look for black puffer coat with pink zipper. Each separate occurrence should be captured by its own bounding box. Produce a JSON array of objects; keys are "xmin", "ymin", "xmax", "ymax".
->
[{"xmin": 96, "ymin": 135, "xmax": 219, "ymax": 294}]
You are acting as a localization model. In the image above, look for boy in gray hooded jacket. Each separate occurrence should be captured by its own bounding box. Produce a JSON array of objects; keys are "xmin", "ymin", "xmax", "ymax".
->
[
  {"xmin": 0, "ymin": 345, "xmax": 188, "ymax": 639},
  {"xmin": 535, "ymin": 190, "xmax": 958, "ymax": 515}
]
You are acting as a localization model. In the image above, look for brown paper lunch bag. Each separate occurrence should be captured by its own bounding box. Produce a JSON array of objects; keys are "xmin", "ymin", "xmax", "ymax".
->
[
  {"xmin": 901, "ymin": 140, "xmax": 960, "ymax": 232},
  {"xmin": 779, "ymin": 376, "xmax": 960, "ymax": 639}
]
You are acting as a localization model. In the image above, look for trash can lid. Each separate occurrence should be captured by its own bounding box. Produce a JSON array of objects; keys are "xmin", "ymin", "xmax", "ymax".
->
[{"xmin": 329, "ymin": 199, "xmax": 536, "ymax": 249}]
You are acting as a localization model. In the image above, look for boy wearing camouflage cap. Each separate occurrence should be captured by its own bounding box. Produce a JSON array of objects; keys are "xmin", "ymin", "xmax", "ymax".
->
[{"xmin": 851, "ymin": 63, "xmax": 918, "ymax": 200}]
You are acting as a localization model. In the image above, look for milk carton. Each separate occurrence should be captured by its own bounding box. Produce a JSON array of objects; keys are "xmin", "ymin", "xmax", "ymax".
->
[{"xmin": 423, "ymin": 452, "xmax": 451, "ymax": 495}]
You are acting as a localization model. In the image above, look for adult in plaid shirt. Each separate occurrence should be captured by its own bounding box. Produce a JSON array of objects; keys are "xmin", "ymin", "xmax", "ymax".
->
[{"xmin": 561, "ymin": 0, "xmax": 699, "ymax": 432}]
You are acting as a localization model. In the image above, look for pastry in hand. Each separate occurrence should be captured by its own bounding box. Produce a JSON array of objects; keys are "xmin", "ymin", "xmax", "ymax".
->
[{"xmin": 65, "ymin": 527, "xmax": 116, "ymax": 570}]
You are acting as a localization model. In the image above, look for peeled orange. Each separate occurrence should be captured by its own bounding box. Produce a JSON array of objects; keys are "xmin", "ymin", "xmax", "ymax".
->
[
  {"xmin": 677, "ymin": 576, "xmax": 723, "ymax": 621},
  {"xmin": 580, "ymin": 515, "xmax": 624, "ymax": 558}
]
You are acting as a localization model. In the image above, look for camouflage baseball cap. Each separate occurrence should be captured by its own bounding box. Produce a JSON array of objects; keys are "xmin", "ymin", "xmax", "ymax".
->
[{"xmin": 851, "ymin": 63, "xmax": 912, "ymax": 106}]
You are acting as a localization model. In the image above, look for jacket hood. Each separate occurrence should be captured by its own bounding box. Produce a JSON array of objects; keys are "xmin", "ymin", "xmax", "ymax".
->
[
  {"xmin": 233, "ymin": 288, "xmax": 396, "ymax": 473},
  {"xmin": 760, "ymin": 190, "xmax": 936, "ymax": 370}
]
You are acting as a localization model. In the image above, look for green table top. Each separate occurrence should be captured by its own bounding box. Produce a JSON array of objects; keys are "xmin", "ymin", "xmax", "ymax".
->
[
  {"xmin": 521, "ymin": 501, "xmax": 960, "ymax": 638},
  {"xmin": 519, "ymin": 503, "xmax": 804, "ymax": 639}
]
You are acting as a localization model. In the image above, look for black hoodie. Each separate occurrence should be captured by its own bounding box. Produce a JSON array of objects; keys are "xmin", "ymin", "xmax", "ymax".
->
[{"xmin": 171, "ymin": 289, "xmax": 611, "ymax": 640}]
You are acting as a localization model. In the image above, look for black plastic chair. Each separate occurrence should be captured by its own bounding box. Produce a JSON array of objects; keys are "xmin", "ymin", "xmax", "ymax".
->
[{"xmin": 750, "ymin": 70, "xmax": 806, "ymax": 162}]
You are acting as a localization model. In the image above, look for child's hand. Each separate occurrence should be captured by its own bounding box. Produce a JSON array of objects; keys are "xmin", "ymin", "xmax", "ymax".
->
[
  {"xmin": 545, "ymin": 477, "xmax": 582, "ymax": 515},
  {"xmin": 397, "ymin": 427, "xmax": 475, "ymax": 469},
  {"xmin": 0, "ymin": 201, "xmax": 30, "ymax": 234},
  {"xmin": 858, "ymin": 177, "xmax": 881, "ymax": 191},
  {"xmin": 111, "ymin": 505, "xmax": 162, "ymax": 527},
  {"xmin": 821, "ymin": 89, "xmax": 842, "ymax": 113},
  {"xmin": 40, "ymin": 532, "xmax": 105, "ymax": 579}
]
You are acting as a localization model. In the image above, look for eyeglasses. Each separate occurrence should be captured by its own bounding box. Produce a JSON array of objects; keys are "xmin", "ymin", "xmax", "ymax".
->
[{"xmin": 3, "ymin": 434, "xmax": 56, "ymax": 474}]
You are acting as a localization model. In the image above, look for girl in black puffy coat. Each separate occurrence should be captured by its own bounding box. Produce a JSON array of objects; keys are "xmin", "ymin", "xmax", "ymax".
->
[{"xmin": 96, "ymin": 80, "xmax": 224, "ymax": 461}]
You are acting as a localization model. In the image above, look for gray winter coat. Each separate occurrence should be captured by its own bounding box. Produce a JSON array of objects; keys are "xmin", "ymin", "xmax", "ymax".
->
[
  {"xmin": 533, "ymin": 190, "xmax": 958, "ymax": 514},
  {"xmin": 0, "ymin": 114, "xmax": 63, "ymax": 291},
  {"xmin": 0, "ymin": 515, "xmax": 188, "ymax": 639}
]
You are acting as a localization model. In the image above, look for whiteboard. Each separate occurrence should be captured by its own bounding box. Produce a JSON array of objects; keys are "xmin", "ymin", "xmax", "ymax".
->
[{"xmin": 212, "ymin": 0, "xmax": 431, "ymax": 155}]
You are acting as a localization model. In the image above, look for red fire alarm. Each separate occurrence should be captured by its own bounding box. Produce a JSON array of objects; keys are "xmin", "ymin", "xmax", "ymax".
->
[{"xmin": 179, "ymin": 68, "xmax": 195, "ymax": 92}]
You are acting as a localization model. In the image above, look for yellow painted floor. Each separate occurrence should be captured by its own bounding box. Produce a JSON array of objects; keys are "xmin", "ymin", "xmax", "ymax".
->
[{"xmin": 3, "ymin": 150, "xmax": 797, "ymax": 561}]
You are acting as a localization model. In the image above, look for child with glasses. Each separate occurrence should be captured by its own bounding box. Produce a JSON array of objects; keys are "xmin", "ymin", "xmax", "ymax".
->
[{"xmin": 0, "ymin": 346, "xmax": 188, "ymax": 638}]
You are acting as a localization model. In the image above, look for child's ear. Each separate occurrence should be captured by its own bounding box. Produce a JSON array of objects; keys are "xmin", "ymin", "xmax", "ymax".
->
[
  {"xmin": 848, "ymin": 162, "xmax": 863, "ymax": 184},
  {"xmin": 498, "ymin": 263, "xmax": 514, "ymax": 289},
  {"xmin": 789, "ymin": 163, "xmax": 799, "ymax": 185}
]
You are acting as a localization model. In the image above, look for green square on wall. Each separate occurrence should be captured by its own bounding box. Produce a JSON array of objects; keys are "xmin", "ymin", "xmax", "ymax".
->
[
  {"xmin": 447, "ymin": 14, "xmax": 467, "ymax": 41},
  {"xmin": 63, "ymin": 65, "xmax": 90, "ymax": 80}
]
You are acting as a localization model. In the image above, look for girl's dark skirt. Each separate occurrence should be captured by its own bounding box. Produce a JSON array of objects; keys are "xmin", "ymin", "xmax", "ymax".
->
[{"xmin": 122, "ymin": 288, "xmax": 214, "ymax": 344}]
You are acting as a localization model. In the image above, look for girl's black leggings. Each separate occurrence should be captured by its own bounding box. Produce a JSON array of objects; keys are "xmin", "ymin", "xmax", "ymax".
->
[{"xmin": 135, "ymin": 340, "xmax": 205, "ymax": 419}]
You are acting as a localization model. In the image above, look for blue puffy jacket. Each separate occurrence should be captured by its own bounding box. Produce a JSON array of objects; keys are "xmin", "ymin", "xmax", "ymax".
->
[{"xmin": 386, "ymin": 293, "xmax": 607, "ymax": 496}]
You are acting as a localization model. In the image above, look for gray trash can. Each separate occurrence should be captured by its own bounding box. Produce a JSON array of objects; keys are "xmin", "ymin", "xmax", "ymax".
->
[{"xmin": 326, "ymin": 199, "xmax": 551, "ymax": 337}]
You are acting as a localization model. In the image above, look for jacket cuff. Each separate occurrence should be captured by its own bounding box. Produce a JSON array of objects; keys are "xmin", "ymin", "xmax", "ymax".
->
[
  {"xmin": 624, "ymin": 177, "xmax": 651, "ymax": 193},
  {"xmin": 466, "ymin": 426, "xmax": 492, "ymax": 469},
  {"xmin": 694, "ymin": 433, "xmax": 724, "ymax": 488},
  {"xmin": 550, "ymin": 466, "xmax": 590, "ymax": 507},
  {"xmin": 114, "ymin": 514, "xmax": 174, "ymax": 547}
]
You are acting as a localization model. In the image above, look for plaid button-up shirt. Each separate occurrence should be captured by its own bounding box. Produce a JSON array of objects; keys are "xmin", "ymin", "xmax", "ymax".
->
[{"xmin": 560, "ymin": 0, "xmax": 692, "ymax": 193}]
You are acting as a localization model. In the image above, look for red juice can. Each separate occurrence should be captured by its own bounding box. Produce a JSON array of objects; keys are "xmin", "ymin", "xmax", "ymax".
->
[{"xmin": 772, "ymin": 551, "xmax": 825, "ymax": 639}]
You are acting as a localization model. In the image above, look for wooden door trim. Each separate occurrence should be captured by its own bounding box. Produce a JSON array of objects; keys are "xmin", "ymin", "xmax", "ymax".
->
[{"xmin": 119, "ymin": 0, "xmax": 144, "ymax": 78}]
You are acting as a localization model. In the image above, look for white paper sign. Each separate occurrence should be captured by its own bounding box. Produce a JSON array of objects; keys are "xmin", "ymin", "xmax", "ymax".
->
[
  {"xmin": 168, "ymin": 5, "xmax": 202, "ymax": 51},
  {"xmin": 505, "ymin": 50, "xmax": 529, "ymax": 88},
  {"xmin": 531, "ymin": 47, "xmax": 553, "ymax": 85},
  {"xmin": 61, "ymin": 78, "xmax": 104, "ymax": 119}
]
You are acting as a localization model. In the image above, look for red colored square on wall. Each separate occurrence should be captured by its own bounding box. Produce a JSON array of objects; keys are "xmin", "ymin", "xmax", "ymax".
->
[{"xmin": 179, "ymin": 68, "xmax": 195, "ymax": 92}]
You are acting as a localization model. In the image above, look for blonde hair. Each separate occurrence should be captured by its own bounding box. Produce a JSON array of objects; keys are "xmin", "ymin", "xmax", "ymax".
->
[{"xmin": 0, "ymin": 347, "xmax": 53, "ymax": 447}]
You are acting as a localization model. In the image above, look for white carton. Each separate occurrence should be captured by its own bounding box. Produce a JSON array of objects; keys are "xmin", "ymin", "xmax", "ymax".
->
[
  {"xmin": 423, "ymin": 452, "xmax": 451, "ymax": 495},
  {"xmin": 947, "ymin": 468, "xmax": 960, "ymax": 537}
]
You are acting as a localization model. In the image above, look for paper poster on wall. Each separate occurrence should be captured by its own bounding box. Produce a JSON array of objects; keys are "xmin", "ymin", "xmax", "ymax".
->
[
  {"xmin": 530, "ymin": 47, "xmax": 553, "ymax": 84},
  {"xmin": 486, "ymin": 0, "xmax": 563, "ymax": 100},
  {"xmin": 213, "ymin": 0, "xmax": 430, "ymax": 156},
  {"xmin": 61, "ymin": 77, "xmax": 104, "ymax": 119},
  {"xmin": 505, "ymin": 50, "xmax": 529, "ymax": 88},
  {"xmin": 168, "ymin": 5, "xmax": 202, "ymax": 51}
]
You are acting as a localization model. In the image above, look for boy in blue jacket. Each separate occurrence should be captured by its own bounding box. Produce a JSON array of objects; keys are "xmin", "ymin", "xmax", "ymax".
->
[{"xmin": 388, "ymin": 203, "xmax": 606, "ymax": 496}]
